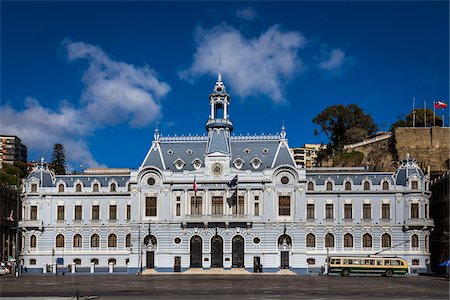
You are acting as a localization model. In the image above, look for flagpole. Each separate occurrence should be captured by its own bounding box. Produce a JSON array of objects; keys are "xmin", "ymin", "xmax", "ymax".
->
[
  {"xmin": 433, "ymin": 101, "xmax": 436, "ymax": 127},
  {"xmin": 424, "ymin": 100, "xmax": 426, "ymax": 127},
  {"xmin": 15, "ymin": 170, "xmax": 20, "ymax": 278},
  {"xmin": 412, "ymin": 97, "xmax": 416, "ymax": 127}
]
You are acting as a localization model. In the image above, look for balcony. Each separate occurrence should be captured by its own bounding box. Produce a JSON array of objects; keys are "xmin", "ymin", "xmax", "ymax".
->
[
  {"xmin": 403, "ymin": 218, "xmax": 434, "ymax": 231},
  {"xmin": 184, "ymin": 214, "xmax": 250, "ymax": 222},
  {"xmin": 19, "ymin": 220, "xmax": 43, "ymax": 230}
]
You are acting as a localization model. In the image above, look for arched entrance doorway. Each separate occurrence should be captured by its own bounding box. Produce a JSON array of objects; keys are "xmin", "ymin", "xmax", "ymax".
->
[
  {"xmin": 211, "ymin": 235, "xmax": 223, "ymax": 268},
  {"xmin": 143, "ymin": 235, "xmax": 157, "ymax": 269},
  {"xmin": 232, "ymin": 235, "xmax": 244, "ymax": 268},
  {"xmin": 190, "ymin": 235, "xmax": 202, "ymax": 268},
  {"xmin": 278, "ymin": 234, "xmax": 292, "ymax": 269}
]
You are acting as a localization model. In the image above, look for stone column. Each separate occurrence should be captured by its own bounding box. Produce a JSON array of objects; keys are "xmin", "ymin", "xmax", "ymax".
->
[
  {"xmin": 90, "ymin": 262, "xmax": 95, "ymax": 273},
  {"xmin": 71, "ymin": 262, "xmax": 76, "ymax": 274},
  {"xmin": 42, "ymin": 264, "xmax": 47, "ymax": 274},
  {"xmin": 109, "ymin": 262, "xmax": 114, "ymax": 273}
]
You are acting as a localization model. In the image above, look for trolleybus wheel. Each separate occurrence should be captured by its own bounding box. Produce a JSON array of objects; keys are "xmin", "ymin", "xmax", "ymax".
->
[
  {"xmin": 342, "ymin": 269, "xmax": 350, "ymax": 277},
  {"xmin": 385, "ymin": 270, "xmax": 393, "ymax": 277}
]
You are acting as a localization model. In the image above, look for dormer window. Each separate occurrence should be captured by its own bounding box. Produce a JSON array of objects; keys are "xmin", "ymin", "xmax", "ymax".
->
[
  {"xmin": 110, "ymin": 183, "xmax": 116, "ymax": 192},
  {"xmin": 31, "ymin": 183, "xmax": 37, "ymax": 193},
  {"xmin": 326, "ymin": 182, "xmax": 333, "ymax": 191},
  {"xmin": 251, "ymin": 157, "xmax": 262, "ymax": 169},
  {"xmin": 191, "ymin": 158, "xmax": 203, "ymax": 170},
  {"xmin": 75, "ymin": 183, "xmax": 82, "ymax": 192},
  {"xmin": 363, "ymin": 181, "xmax": 370, "ymax": 191},
  {"xmin": 58, "ymin": 184, "xmax": 65, "ymax": 193},
  {"xmin": 174, "ymin": 159, "xmax": 185, "ymax": 170},
  {"xmin": 307, "ymin": 182, "xmax": 314, "ymax": 191},
  {"xmin": 382, "ymin": 181, "xmax": 389, "ymax": 190},
  {"xmin": 233, "ymin": 158, "xmax": 244, "ymax": 170},
  {"xmin": 93, "ymin": 183, "xmax": 99, "ymax": 192},
  {"xmin": 411, "ymin": 181, "xmax": 418, "ymax": 190},
  {"xmin": 344, "ymin": 181, "xmax": 351, "ymax": 191}
]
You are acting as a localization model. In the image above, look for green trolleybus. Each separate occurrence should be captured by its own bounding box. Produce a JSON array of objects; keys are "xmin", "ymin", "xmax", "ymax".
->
[{"xmin": 329, "ymin": 256, "xmax": 408, "ymax": 277}]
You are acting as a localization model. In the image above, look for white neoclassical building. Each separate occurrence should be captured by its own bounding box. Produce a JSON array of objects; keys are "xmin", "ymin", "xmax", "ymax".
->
[{"xmin": 19, "ymin": 74, "xmax": 433, "ymax": 275}]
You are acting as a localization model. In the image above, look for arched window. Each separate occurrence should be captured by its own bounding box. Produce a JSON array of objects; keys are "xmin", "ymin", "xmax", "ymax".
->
[
  {"xmin": 125, "ymin": 234, "xmax": 131, "ymax": 248},
  {"xmin": 306, "ymin": 233, "xmax": 315, "ymax": 248},
  {"xmin": 382, "ymin": 233, "xmax": 391, "ymax": 248},
  {"xmin": 325, "ymin": 233, "xmax": 334, "ymax": 248},
  {"xmin": 411, "ymin": 234, "xmax": 419, "ymax": 248},
  {"xmin": 30, "ymin": 235, "xmax": 37, "ymax": 248},
  {"xmin": 93, "ymin": 183, "xmax": 99, "ymax": 192},
  {"xmin": 345, "ymin": 181, "xmax": 351, "ymax": 191},
  {"xmin": 73, "ymin": 234, "xmax": 82, "ymax": 248},
  {"xmin": 307, "ymin": 182, "xmax": 314, "ymax": 191},
  {"xmin": 364, "ymin": 181, "xmax": 370, "ymax": 190},
  {"xmin": 326, "ymin": 182, "xmax": 333, "ymax": 191},
  {"xmin": 75, "ymin": 184, "xmax": 82, "ymax": 192},
  {"xmin": 362, "ymin": 233, "xmax": 372, "ymax": 248},
  {"xmin": 108, "ymin": 258, "xmax": 116, "ymax": 265},
  {"xmin": 58, "ymin": 184, "xmax": 65, "ymax": 192},
  {"xmin": 56, "ymin": 234, "xmax": 65, "ymax": 248},
  {"xmin": 108, "ymin": 234, "xmax": 117, "ymax": 248},
  {"xmin": 29, "ymin": 259, "xmax": 36, "ymax": 265},
  {"xmin": 344, "ymin": 233, "xmax": 353, "ymax": 248},
  {"xmin": 110, "ymin": 183, "xmax": 116, "ymax": 192},
  {"xmin": 91, "ymin": 234, "xmax": 100, "ymax": 248},
  {"xmin": 91, "ymin": 258, "xmax": 99, "ymax": 265},
  {"xmin": 73, "ymin": 258, "xmax": 81, "ymax": 265},
  {"xmin": 307, "ymin": 258, "xmax": 316, "ymax": 265},
  {"xmin": 382, "ymin": 181, "xmax": 389, "ymax": 190}
]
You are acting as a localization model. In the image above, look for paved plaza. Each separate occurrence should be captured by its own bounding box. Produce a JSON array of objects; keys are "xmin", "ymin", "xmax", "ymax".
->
[{"xmin": 0, "ymin": 274, "xmax": 449, "ymax": 299}]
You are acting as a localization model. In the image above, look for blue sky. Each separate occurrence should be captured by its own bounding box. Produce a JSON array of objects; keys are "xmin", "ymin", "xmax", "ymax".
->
[{"xmin": 1, "ymin": 1, "xmax": 448, "ymax": 170}]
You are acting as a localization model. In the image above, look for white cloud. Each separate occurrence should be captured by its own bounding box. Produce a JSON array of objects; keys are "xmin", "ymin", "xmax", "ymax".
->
[
  {"xmin": 0, "ymin": 41, "xmax": 170, "ymax": 168},
  {"xmin": 65, "ymin": 40, "xmax": 170, "ymax": 127},
  {"xmin": 318, "ymin": 48, "xmax": 348, "ymax": 72},
  {"xmin": 236, "ymin": 7, "xmax": 259, "ymax": 21},
  {"xmin": 180, "ymin": 25, "xmax": 306, "ymax": 102}
]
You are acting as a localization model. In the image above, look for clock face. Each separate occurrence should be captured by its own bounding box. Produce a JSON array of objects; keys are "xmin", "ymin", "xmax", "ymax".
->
[{"xmin": 211, "ymin": 162, "xmax": 224, "ymax": 176}]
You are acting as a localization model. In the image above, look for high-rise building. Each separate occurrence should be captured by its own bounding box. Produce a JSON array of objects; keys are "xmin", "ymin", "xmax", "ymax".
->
[
  {"xmin": 19, "ymin": 75, "xmax": 432, "ymax": 275},
  {"xmin": 0, "ymin": 135, "xmax": 28, "ymax": 166},
  {"xmin": 291, "ymin": 144, "xmax": 326, "ymax": 168}
]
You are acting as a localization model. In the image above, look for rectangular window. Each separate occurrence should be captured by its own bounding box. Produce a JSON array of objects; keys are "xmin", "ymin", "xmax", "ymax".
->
[
  {"xmin": 74, "ymin": 205, "xmax": 82, "ymax": 220},
  {"xmin": 363, "ymin": 204, "xmax": 371, "ymax": 219},
  {"xmin": 411, "ymin": 203, "xmax": 419, "ymax": 218},
  {"xmin": 424, "ymin": 204, "xmax": 428, "ymax": 218},
  {"xmin": 411, "ymin": 181, "xmax": 418, "ymax": 189},
  {"xmin": 92, "ymin": 205, "xmax": 100, "ymax": 220},
  {"xmin": 307, "ymin": 204, "xmax": 315, "ymax": 219},
  {"xmin": 30, "ymin": 206, "xmax": 38, "ymax": 220},
  {"xmin": 126, "ymin": 204, "xmax": 131, "ymax": 220},
  {"xmin": 57, "ymin": 206, "xmax": 65, "ymax": 220},
  {"xmin": 233, "ymin": 196, "xmax": 244, "ymax": 215},
  {"xmin": 382, "ymin": 203, "xmax": 390, "ymax": 219},
  {"xmin": 145, "ymin": 197, "xmax": 157, "ymax": 217},
  {"xmin": 109, "ymin": 205, "xmax": 117, "ymax": 220},
  {"xmin": 176, "ymin": 203, "xmax": 181, "ymax": 216},
  {"xmin": 254, "ymin": 202, "xmax": 259, "ymax": 216},
  {"xmin": 212, "ymin": 196, "xmax": 223, "ymax": 215},
  {"xmin": 344, "ymin": 204, "xmax": 352, "ymax": 219},
  {"xmin": 191, "ymin": 196, "xmax": 202, "ymax": 215},
  {"xmin": 278, "ymin": 196, "xmax": 290, "ymax": 216},
  {"xmin": 325, "ymin": 204, "xmax": 333, "ymax": 219}
]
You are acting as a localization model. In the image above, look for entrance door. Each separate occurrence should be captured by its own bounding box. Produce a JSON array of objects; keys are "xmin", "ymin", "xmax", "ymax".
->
[
  {"xmin": 190, "ymin": 235, "xmax": 202, "ymax": 268},
  {"xmin": 211, "ymin": 235, "xmax": 223, "ymax": 268},
  {"xmin": 232, "ymin": 235, "xmax": 244, "ymax": 268},
  {"xmin": 280, "ymin": 251, "xmax": 289, "ymax": 269},
  {"xmin": 146, "ymin": 251, "xmax": 154, "ymax": 269},
  {"xmin": 253, "ymin": 256, "xmax": 261, "ymax": 273}
]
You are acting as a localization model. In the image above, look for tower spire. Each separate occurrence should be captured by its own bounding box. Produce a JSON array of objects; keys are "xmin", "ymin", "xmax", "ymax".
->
[{"xmin": 218, "ymin": 49, "xmax": 222, "ymax": 82}]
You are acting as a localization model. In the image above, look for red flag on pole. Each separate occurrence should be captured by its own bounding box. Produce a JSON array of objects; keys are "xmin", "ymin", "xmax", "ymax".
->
[
  {"xmin": 7, "ymin": 210, "xmax": 14, "ymax": 222},
  {"xmin": 434, "ymin": 101, "xmax": 448, "ymax": 109}
]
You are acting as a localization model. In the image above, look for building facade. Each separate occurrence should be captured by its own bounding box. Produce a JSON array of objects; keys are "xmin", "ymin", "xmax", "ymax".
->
[
  {"xmin": 19, "ymin": 75, "xmax": 433, "ymax": 274},
  {"xmin": 0, "ymin": 135, "xmax": 28, "ymax": 166},
  {"xmin": 291, "ymin": 144, "xmax": 325, "ymax": 168},
  {"xmin": 1, "ymin": 186, "xmax": 20, "ymax": 264}
]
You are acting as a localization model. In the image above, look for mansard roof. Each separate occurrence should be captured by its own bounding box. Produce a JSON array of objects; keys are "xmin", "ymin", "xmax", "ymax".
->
[
  {"xmin": 141, "ymin": 133, "xmax": 295, "ymax": 172},
  {"xmin": 306, "ymin": 171, "xmax": 395, "ymax": 185},
  {"xmin": 28, "ymin": 170, "xmax": 130, "ymax": 188}
]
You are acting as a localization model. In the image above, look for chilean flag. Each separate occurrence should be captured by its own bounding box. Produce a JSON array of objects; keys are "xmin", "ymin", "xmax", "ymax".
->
[
  {"xmin": 434, "ymin": 101, "xmax": 448, "ymax": 109},
  {"xmin": 193, "ymin": 177, "xmax": 197, "ymax": 194},
  {"xmin": 6, "ymin": 210, "xmax": 14, "ymax": 222}
]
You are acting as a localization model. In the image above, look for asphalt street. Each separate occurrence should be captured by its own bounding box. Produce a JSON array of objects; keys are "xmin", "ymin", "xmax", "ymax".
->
[{"xmin": 0, "ymin": 274, "xmax": 449, "ymax": 299}]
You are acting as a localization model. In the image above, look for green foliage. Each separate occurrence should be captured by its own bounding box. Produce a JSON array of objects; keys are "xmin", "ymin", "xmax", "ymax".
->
[
  {"xmin": 50, "ymin": 143, "xmax": 67, "ymax": 175},
  {"xmin": 390, "ymin": 108, "xmax": 443, "ymax": 131},
  {"xmin": 0, "ymin": 162, "xmax": 28, "ymax": 186},
  {"xmin": 313, "ymin": 104, "xmax": 378, "ymax": 152},
  {"xmin": 333, "ymin": 151, "xmax": 365, "ymax": 167}
]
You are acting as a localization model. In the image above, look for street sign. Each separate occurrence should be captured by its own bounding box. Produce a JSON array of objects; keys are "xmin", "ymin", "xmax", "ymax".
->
[{"xmin": 56, "ymin": 258, "xmax": 64, "ymax": 265}]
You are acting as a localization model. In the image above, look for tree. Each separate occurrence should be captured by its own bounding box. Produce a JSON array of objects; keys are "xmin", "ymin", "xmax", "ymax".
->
[
  {"xmin": 390, "ymin": 108, "xmax": 443, "ymax": 131},
  {"xmin": 51, "ymin": 143, "xmax": 67, "ymax": 175},
  {"xmin": 313, "ymin": 104, "xmax": 378, "ymax": 152}
]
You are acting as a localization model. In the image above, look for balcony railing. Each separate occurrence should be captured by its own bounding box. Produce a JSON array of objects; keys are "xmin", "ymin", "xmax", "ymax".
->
[{"xmin": 184, "ymin": 214, "xmax": 250, "ymax": 222}]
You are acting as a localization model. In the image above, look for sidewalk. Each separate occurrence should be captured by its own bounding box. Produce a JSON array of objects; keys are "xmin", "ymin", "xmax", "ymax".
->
[{"xmin": 141, "ymin": 268, "xmax": 297, "ymax": 276}]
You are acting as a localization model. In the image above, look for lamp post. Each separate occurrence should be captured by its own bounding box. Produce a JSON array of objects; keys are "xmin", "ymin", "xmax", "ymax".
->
[{"xmin": 14, "ymin": 170, "xmax": 20, "ymax": 278}]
